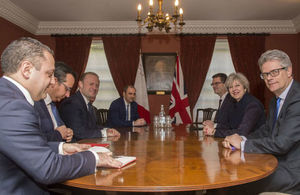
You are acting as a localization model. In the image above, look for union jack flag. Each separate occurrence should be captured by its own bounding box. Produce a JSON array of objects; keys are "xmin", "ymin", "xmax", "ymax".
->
[{"xmin": 169, "ymin": 55, "xmax": 192, "ymax": 124}]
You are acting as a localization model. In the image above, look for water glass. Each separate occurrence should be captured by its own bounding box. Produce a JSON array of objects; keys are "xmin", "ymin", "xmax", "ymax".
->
[
  {"xmin": 165, "ymin": 115, "xmax": 172, "ymax": 127},
  {"xmin": 153, "ymin": 115, "xmax": 159, "ymax": 128}
]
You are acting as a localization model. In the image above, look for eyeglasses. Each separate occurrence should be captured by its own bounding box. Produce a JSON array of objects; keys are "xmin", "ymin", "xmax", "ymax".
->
[
  {"xmin": 260, "ymin": 67, "xmax": 287, "ymax": 80},
  {"xmin": 211, "ymin": 82, "xmax": 222, "ymax": 86},
  {"xmin": 61, "ymin": 82, "xmax": 72, "ymax": 92}
]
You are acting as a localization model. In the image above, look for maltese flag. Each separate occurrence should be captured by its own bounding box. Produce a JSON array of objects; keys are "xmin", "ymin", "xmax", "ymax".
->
[{"xmin": 134, "ymin": 54, "xmax": 151, "ymax": 123}]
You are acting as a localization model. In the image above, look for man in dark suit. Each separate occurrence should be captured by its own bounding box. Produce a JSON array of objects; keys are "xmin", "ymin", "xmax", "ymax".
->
[
  {"xmin": 224, "ymin": 49, "xmax": 300, "ymax": 194},
  {"xmin": 203, "ymin": 73, "xmax": 234, "ymax": 136},
  {"xmin": 107, "ymin": 85, "xmax": 146, "ymax": 127},
  {"xmin": 59, "ymin": 72, "xmax": 120, "ymax": 141},
  {"xmin": 0, "ymin": 37, "xmax": 122, "ymax": 194},
  {"xmin": 34, "ymin": 61, "xmax": 75, "ymax": 142}
]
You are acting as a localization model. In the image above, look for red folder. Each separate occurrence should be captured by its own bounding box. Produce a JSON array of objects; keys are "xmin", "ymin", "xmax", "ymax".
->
[{"xmin": 85, "ymin": 143, "xmax": 109, "ymax": 148}]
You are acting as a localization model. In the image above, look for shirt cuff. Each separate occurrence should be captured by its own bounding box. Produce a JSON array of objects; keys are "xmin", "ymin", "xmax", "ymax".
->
[
  {"xmin": 101, "ymin": 128, "xmax": 107, "ymax": 137},
  {"xmin": 88, "ymin": 149, "xmax": 99, "ymax": 172},
  {"xmin": 214, "ymin": 123, "xmax": 217, "ymax": 128},
  {"xmin": 58, "ymin": 142, "xmax": 65, "ymax": 155},
  {"xmin": 240, "ymin": 151, "xmax": 246, "ymax": 162},
  {"xmin": 240, "ymin": 136, "xmax": 247, "ymax": 152}
]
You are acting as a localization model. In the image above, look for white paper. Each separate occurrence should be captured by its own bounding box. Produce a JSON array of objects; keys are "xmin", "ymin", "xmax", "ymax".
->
[{"xmin": 89, "ymin": 146, "xmax": 111, "ymax": 154}]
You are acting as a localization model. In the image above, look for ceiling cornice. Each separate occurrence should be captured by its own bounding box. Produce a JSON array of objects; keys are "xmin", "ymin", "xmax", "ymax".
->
[
  {"xmin": 36, "ymin": 20, "xmax": 297, "ymax": 35},
  {"xmin": 292, "ymin": 14, "xmax": 300, "ymax": 33},
  {"xmin": 0, "ymin": 0, "xmax": 38, "ymax": 34},
  {"xmin": 1, "ymin": 0, "xmax": 299, "ymax": 35}
]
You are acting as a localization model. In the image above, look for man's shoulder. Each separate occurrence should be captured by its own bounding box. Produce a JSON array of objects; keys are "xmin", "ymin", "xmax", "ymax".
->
[
  {"xmin": 111, "ymin": 97, "xmax": 123, "ymax": 105},
  {"xmin": 61, "ymin": 91, "xmax": 82, "ymax": 105}
]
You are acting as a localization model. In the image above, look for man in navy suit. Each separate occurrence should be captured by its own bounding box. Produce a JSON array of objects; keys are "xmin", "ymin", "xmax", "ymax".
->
[
  {"xmin": 59, "ymin": 72, "xmax": 120, "ymax": 141},
  {"xmin": 203, "ymin": 73, "xmax": 233, "ymax": 136},
  {"xmin": 224, "ymin": 50, "xmax": 300, "ymax": 194},
  {"xmin": 0, "ymin": 37, "xmax": 122, "ymax": 194},
  {"xmin": 34, "ymin": 61, "xmax": 75, "ymax": 142},
  {"xmin": 107, "ymin": 85, "xmax": 146, "ymax": 127}
]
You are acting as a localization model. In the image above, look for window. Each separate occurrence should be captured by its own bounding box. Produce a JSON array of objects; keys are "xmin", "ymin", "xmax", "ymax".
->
[
  {"xmin": 85, "ymin": 40, "xmax": 119, "ymax": 109},
  {"xmin": 193, "ymin": 39, "xmax": 236, "ymax": 121}
]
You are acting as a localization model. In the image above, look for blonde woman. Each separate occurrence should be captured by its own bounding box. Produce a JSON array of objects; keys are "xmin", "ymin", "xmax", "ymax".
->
[{"xmin": 204, "ymin": 72, "xmax": 265, "ymax": 137}]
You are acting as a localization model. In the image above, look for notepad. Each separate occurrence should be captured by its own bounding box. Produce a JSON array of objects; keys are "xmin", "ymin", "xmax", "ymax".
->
[
  {"xmin": 89, "ymin": 146, "xmax": 111, "ymax": 154},
  {"xmin": 114, "ymin": 156, "xmax": 136, "ymax": 168}
]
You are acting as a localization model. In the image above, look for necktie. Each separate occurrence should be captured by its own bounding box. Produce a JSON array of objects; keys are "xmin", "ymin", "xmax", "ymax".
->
[
  {"xmin": 88, "ymin": 102, "xmax": 96, "ymax": 124},
  {"xmin": 218, "ymin": 99, "xmax": 222, "ymax": 110},
  {"xmin": 50, "ymin": 102, "xmax": 64, "ymax": 126},
  {"xmin": 126, "ymin": 104, "xmax": 129, "ymax": 121},
  {"xmin": 272, "ymin": 97, "xmax": 281, "ymax": 129}
]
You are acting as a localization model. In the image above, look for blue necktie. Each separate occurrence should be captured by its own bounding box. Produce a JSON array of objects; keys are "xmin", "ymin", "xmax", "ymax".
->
[
  {"xmin": 126, "ymin": 104, "xmax": 129, "ymax": 121},
  {"xmin": 50, "ymin": 102, "xmax": 64, "ymax": 126},
  {"xmin": 272, "ymin": 97, "xmax": 281, "ymax": 129}
]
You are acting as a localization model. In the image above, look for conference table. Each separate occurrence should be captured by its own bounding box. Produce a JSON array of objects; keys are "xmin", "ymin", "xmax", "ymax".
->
[{"xmin": 63, "ymin": 125, "xmax": 278, "ymax": 192}]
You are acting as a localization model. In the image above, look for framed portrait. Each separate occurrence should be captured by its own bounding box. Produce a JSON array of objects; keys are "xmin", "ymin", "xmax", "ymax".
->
[{"xmin": 143, "ymin": 53, "xmax": 176, "ymax": 94}]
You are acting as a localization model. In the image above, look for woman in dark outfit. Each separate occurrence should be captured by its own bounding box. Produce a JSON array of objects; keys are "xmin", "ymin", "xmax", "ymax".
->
[{"xmin": 204, "ymin": 72, "xmax": 265, "ymax": 138}]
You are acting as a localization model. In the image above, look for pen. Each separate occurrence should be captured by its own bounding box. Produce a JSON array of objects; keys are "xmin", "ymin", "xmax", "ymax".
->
[{"xmin": 230, "ymin": 145, "xmax": 236, "ymax": 150}]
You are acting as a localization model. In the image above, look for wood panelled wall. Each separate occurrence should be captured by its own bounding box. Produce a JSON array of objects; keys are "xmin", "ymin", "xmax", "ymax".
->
[{"xmin": 0, "ymin": 17, "xmax": 300, "ymax": 113}]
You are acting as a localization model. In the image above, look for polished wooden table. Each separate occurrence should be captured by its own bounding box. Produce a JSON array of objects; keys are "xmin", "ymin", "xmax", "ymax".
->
[{"xmin": 63, "ymin": 125, "xmax": 278, "ymax": 192}]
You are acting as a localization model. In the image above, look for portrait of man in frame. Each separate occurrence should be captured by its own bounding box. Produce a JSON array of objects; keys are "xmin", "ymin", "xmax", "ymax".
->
[{"xmin": 143, "ymin": 53, "xmax": 176, "ymax": 93}]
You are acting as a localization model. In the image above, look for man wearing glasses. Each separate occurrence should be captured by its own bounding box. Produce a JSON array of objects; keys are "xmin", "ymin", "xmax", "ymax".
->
[
  {"xmin": 223, "ymin": 50, "xmax": 300, "ymax": 194},
  {"xmin": 34, "ymin": 61, "xmax": 75, "ymax": 142},
  {"xmin": 203, "ymin": 73, "xmax": 233, "ymax": 135}
]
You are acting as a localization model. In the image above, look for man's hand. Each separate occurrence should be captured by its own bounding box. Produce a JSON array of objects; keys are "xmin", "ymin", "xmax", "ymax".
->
[
  {"xmin": 56, "ymin": 125, "xmax": 73, "ymax": 142},
  {"xmin": 223, "ymin": 133, "xmax": 243, "ymax": 150},
  {"xmin": 63, "ymin": 143, "xmax": 91, "ymax": 155},
  {"xmin": 97, "ymin": 153, "xmax": 123, "ymax": 168},
  {"xmin": 133, "ymin": 118, "xmax": 146, "ymax": 126},
  {"xmin": 106, "ymin": 128, "xmax": 120, "ymax": 137}
]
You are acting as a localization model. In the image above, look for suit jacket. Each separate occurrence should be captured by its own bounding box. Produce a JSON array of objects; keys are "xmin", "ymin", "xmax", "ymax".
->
[
  {"xmin": 214, "ymin": 93, "xmax": 233, "ymax": 123},
  {"xmin": 34, "ymin": 99, "xmax": 63, "ymax": 141},
  {"xmin": 0, "ymin": 77, "xmax": 96, "ymax": 194},
  {"xmin": 59, "ymin": 91, "xmax": 102, "ymax": 141},
  {"xmin": 107, "ymin": 97, "xmax": 139, "ymax": 127},
  {"xmin": 214, "ymin": 92, "xmax": 266, "ymax": 138},
  {"xmin": 244, "ymin": 80, "xmax": 300, "ymax": 194}
]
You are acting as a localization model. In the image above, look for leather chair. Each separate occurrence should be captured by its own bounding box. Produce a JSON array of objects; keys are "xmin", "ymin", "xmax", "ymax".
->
[{"xmin": 96, "ymin": 109, "xmax": 108, "ymax": 126}]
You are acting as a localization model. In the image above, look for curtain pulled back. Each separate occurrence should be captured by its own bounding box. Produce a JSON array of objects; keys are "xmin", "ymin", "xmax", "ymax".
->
[
  {"xmin": 55, "ymin": 36, "xmax": 92, "ymax": 93},
  {"xmin": 180, "ymin": 36, "xmax": 217, "ymax": 112},
  {"xmin": 228, "ymin": 35, "xmax": 266, "ymax": 103},
  {"xmin": 102, "ymin": 36, "xmax": 141, "ymax": 96}
]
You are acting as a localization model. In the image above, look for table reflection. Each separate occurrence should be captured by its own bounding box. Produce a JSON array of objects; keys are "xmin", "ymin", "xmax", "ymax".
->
[{"xmin": 70, "ymin": 125, "xmax": 277, "ymax": 192}]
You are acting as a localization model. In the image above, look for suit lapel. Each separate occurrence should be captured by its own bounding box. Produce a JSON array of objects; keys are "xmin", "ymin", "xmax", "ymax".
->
[{"xmin": 271, "ymin": 81, "xmax": 296, "ymax": 136}]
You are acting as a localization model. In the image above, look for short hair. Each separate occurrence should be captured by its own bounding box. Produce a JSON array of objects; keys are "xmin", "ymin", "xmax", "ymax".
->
[
  {"xmin": 54, "ymin": 61, "xmax": 77, "ymax": 83},
  {"xmin": 123, "ymin": 85, "xmax": 135, "ymax": 93},
  {"xmin": 225, "ymin": 72, "xmax": 250, "ymax": 92},
  {"xmin": 1, "ymin": 37, "xmax": 53, "ymax": 74},
  {"xmin": 79, "ymin": 72, "xmax": 99, "ymax": 82},
  {"xmin": 212, "ymin": 73, "xmax": 227, "ymax": 83},
  {"xmin": 258, "ymin": 49, "xmax": 292, "ymax": 70}
]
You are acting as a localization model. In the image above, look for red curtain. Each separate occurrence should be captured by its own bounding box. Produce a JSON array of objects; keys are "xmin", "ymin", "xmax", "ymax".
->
[
  {"xmin": 228, "ymin": 35, "xmax": 266, "ymax": 103},
  {"xmin": 102, "ymin": 36, "xmax": 141, "ymax": 96},
  {"xmin": 180, "ymin": 36, "xmax": 217, "ymax": 112},
  {"xmin": 55, "ymin": 36, "xmax": 92, "ymax": 93}
]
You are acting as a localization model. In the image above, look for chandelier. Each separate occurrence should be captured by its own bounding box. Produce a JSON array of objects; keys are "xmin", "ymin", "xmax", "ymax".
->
[{"xmin": 136, "ymin": 0, "xmax": 185, "ymax": 33}]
